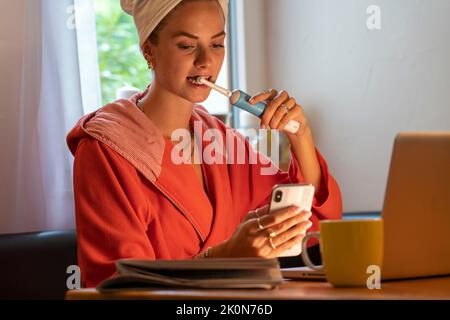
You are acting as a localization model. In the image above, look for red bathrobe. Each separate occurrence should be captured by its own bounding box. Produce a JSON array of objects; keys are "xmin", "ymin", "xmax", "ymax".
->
[{"xmin": 66, "ymin": 91, "xmax": 343, "ymax": 288}]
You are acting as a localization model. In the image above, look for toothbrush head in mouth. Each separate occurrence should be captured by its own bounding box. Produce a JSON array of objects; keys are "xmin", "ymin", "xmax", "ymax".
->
[
  {"xmin": 187, "ymin": 75, "xmax": 213, "ymax": 86},
  {"xmin": 195, "ymin": 76, "xmax": 233, "ymax": 98},
  {"xmin": 186, "ymin": 75, "xmax": 232, "ymax": 98}
]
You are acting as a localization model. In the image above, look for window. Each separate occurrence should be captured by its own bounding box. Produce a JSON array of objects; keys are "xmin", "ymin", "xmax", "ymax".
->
[{"xmin": 94, "ymin": 0, "xmax": 150, "ymax": 106}]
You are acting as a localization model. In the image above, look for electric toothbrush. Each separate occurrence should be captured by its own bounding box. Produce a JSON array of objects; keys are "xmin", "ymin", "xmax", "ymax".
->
[{"xmin": 197, "ymin": 77, "xmax": 300, "ymax": 134}]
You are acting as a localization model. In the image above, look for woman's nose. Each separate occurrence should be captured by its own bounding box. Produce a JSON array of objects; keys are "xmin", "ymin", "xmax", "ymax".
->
[{"xmin": 194, "ymin": 47, "xmax": 213, "ymax": 69}]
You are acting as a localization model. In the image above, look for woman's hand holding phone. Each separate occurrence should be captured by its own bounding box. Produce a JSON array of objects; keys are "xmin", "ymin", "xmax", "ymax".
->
[{"xmin": 219, "ymin": 205, "xmax": 312, "ymax": 259}]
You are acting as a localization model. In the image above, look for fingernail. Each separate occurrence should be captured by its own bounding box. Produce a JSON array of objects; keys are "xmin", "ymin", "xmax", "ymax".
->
[{"xmin": 261, "ymin": 124, "xmax": 266, "ymax": 129}]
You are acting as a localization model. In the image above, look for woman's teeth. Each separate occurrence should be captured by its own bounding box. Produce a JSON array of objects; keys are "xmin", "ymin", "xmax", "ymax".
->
[{"xmin": 188, "ymin": 76, "xmax": 210, "ymax": 85}]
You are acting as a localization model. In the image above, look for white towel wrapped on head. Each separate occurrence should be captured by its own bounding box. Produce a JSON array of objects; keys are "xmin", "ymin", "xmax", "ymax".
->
[{"xmin": 120, "ymin": 0, "xmax": 229, "ymax": 46}]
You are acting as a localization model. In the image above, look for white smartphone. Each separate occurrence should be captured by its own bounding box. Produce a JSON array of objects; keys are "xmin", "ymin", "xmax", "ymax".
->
[{"xmin": 268, "ymin": 184, "xmax": 315, "ymax": 257}]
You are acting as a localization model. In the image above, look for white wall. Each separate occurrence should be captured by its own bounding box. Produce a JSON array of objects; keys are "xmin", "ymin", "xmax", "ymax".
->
[{"xmin": 244, "ymin": 0, "xmax": 450, "ymax": 212}]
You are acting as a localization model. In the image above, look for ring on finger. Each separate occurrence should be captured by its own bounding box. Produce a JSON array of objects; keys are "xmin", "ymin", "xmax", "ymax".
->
[
  {"xmin": 269, "ymin": 237, "xmax": 277, "ymax": 250},
  {"xmin": 282, "ymin": 103, "xmax": 293, "ymax": 113},
  {"xmin": 266, "ymin": 228, "xmax": 276, "ymax": 238},
  {"xmin": 256, "ymin": 217, "xmax": 264, "ymax": 230}
]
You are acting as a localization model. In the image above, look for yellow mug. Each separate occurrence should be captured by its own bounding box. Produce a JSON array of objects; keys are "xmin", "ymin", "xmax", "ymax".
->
[{"xmin": 301, "ymin": 219, "xmax": 384, "ymax": 287}]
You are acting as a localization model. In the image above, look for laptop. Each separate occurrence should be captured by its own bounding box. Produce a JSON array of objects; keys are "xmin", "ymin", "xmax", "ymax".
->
[{"xmin": 282, "ymin": 131, "xmax": 450, "ymax": 281}]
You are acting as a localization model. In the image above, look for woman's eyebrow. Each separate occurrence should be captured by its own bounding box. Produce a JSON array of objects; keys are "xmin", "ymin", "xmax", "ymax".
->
[{"xmin": 171, "ymin": 31, "xmax": 226, "ymax": 39}]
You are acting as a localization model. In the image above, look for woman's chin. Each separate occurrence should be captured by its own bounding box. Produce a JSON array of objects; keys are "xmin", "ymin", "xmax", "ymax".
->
[
  {"xmin": 195, "ymin": 95, "xmax": 209, "ymax": 102},
  {"xmin": 185, "ymin": 92, "xmax": 210, "ymax": 104}
]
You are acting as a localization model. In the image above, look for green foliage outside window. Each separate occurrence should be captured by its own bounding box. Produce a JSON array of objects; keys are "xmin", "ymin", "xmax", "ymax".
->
[{"xmin": 94, "ymin": 0, "xmax": 151, "ymax": 105}]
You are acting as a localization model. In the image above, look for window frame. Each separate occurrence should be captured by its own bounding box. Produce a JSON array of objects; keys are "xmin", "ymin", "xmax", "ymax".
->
[{"xmin": 74, "ymin": 0, "xmax": 102, "ymax": 115}]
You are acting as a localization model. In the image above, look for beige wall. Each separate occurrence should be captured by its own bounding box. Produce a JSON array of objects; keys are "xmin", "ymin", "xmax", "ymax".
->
[{"xmin": 241, "ymin": 0, "xmax": 450, "ymax": 212}]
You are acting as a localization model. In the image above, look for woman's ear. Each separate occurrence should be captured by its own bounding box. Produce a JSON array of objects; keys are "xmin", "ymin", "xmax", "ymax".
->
[
  {"xmin": 144, "ymin": 54, "xmax": 154, "ymax": 69},
  {"xmin": 142, "ymin": 40, "xmax": 155, "ymax": 69}
]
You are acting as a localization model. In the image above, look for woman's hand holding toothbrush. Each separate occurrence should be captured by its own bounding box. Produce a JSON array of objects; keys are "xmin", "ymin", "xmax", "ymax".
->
[
  {"xmin": 248, "ymin": 89, "xmax": 310, "ymax": 139},
  {"xmin": 197, "ymin": 77, "xmax": 303, "ymax": 136},
  {"xmin": 250, "ymin": 89, "xmax": 322, "ymax": 194},
  {"xmin": 197, "ymin": 77, "xmax": 321, "ymax": 193}
]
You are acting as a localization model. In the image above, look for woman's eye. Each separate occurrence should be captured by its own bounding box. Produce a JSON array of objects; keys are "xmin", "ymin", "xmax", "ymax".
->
[
  {"xmin": 178, "ymin": 44, "xmax": 195, "ymax": 50},
  {"xmin": 177, "ymin": 44, "xmax": 225, "ymax": 50}
]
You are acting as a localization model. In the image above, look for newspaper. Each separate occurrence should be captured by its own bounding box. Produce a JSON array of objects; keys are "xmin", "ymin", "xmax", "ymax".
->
[{"xmin": 97, "ymin": 258, "xmax": 283, "ymax": 291}]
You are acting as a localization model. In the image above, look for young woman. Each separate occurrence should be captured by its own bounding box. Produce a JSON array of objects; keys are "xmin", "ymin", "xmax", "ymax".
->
[{"xmin": 67, "ymin": 0, "xmax": 342, "ymax": 288}]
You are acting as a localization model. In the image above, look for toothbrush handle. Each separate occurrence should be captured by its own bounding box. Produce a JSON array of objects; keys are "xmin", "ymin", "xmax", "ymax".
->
[
  {"xmin": 230, "ymin": 90, "xmax": 265, "ymax": 117},
  {"xmin": 230, "ymin": 90, "xmax": 300, "ymax": 134}
]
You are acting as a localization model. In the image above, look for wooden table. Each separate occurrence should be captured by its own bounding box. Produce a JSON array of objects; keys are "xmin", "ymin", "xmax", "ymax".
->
[{"xmin": 66, "ymin": 276, "xmax": 450, "ymax": 300}]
